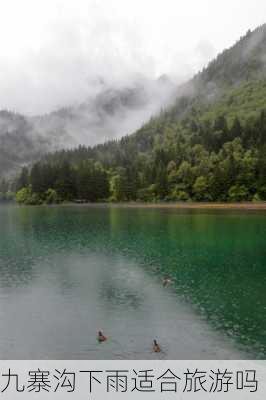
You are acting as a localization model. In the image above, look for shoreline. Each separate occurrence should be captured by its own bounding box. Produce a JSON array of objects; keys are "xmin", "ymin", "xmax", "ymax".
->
[
  {"xmin": 5, "ymin": 201, "xmax": 266, "ymax": 210},
  {"xmin": 59, "ymin": 201, "xmax": 266, "ymax": 210}
]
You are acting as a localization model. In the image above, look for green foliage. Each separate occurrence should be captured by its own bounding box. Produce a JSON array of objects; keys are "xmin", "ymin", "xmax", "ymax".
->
[
  {"xmin": 137, "ymin": 184, "xmax": 157, "ymax": 202},
  {"xmin": 15, "ymin": 186, "xmax": 42, "ymax": 205},
  {"xmin": 110, "ymin": 173, "xmax": 127, "ymax": 201},
  {"xmin": 26, "ymin": 192, "xmax": 42, "ymax": 205},
  {"xmin": 13, "ymin": 26, "xmax": 266, "ymax": 204},
  {"xmin": 193, "ymin": 176, "xmax": 210, "ymax": 201},
  {"xmin": 45, "ymin": 189, "xmax": 60, "ymax": 204},
  {"xmin": 252, "ymin": 193, "xmax": 261, "ymax": 202},
  {"xmin": 155, "ymin": 162, "xmax": 168, "ymax": 199},
  {"xmin": 16, "ymin": 166, "xmax": 29, "ymax": 191},
  {"xmin": 167, "ymin": 188, "xmax": 190, "ymax": 202},
  {"xmin": 16, "ymin": 187, "xmax": 31, "ymax": 204},
  {"xmin": 228, "ymin": 185, "xmax": 249, "ymax": 202},
  {"xmin": 15, "ymin": 106, "xmax": 266, "ymax": 204}
]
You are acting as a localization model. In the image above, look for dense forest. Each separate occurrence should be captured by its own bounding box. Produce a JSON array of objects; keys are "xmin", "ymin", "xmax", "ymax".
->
[{"xmin": 3, "ymin": 24, "xmax": 266, "ymax": 204}]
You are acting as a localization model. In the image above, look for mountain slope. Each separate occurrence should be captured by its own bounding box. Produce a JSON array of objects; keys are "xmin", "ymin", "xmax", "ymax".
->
[
  {"xmin": 3, "ymin": 25, "xmax": 266, "ymax": 179},
  {"xmin": 50, "ymin": 24, "xmax": 266, "ymax": 165},
  {"xmin": 0, "ymin": 76, "xmax": 176, "ymax": 177},
  {"xmin": 13, "ymin": 24, "xmax": 266, "ymax": 204}
]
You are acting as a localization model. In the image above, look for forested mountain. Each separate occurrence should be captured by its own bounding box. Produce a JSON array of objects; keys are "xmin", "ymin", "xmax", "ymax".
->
[
  {"xmin": 0, "ymin": 111, "xmax": 49, "ymax": 177},
  {"xmin": 9, "ymin": 24, "xmax": 266, "ymax": 203},
  {"xmin": 0, "ymin": 76, "xmax": 176, "ymax": 177}
]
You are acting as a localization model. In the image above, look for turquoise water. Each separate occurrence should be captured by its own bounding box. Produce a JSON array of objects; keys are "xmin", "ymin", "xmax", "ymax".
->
[{"xmin": 0, "ymin": 204, "xmax": 265, "ymax": 359}]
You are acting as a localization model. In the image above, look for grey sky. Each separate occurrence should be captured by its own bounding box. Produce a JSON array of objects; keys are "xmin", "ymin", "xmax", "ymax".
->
[{"xmin": 0, "ymin": 0, "xmax": 265, "ymax": 114}]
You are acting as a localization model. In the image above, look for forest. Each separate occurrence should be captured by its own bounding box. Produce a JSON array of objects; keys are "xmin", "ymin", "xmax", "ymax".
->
[
  {"xmin": 2, "ymin": 25, "xmax": 266, "ymax": 204},
  {"xmin": 11, "ymin": 99, "xmax": 266, "ymax": 204}
]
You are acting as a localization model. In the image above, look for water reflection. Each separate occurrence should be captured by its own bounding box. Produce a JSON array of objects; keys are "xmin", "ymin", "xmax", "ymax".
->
[{"xmin": 0, "ymin": 205, "xmax": 265, "ymax": 358}]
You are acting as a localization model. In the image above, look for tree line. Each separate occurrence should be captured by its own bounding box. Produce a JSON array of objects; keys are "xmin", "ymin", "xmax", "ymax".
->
[{"xmin": 14, "ymin": 108, "xmax": 266, "ymax": 204}]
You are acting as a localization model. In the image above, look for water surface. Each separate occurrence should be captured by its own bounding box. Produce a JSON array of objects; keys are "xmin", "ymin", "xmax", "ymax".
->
[{"xmin": 0, "ymin": 205, "xmax": 265, "ymax": 359}]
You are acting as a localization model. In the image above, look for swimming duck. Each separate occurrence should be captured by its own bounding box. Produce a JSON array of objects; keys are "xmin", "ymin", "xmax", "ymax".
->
[
  {"xmin": 153, "ymin": 339, "xmax": 161, "ymax": 353},
  {"xmin": 163, "ymin": 277, "xmax": 173, "ymax": 287},
  {"xmin": 98, "ymin": 331, "xmax": 107, "ymax": 343}
]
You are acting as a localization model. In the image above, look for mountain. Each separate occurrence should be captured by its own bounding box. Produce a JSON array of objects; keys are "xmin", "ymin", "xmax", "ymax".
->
[
  {"xmin": 0, "ymin": 76, "xmax": 176, "ymax": 177},
  {"xmin": 5, "ymin": 24, "xmax": 266, "ymax": 180},
  {"xmin": 40, "ymin": 24, "xmax": 266, "ymax": 159},
  {"xmin": 0, "ymin": 111, "xmax": 49, "ymax": 177},
  {"xmin": 6, "ymin": 24, "xmax": 266, "ymax": 205}
]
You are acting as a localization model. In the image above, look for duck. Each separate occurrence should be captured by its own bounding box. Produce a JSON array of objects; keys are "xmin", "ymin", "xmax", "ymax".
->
[
  {"xmin": 153, "ymin": 339, "xmax": 161, "ymax": 353},
  {"xmin": 162, "ymin": 277, "xmax": 173, "ymax": 287},
  {"xmin": 97, "ymin": 331, "xmax": 107, "ymax": 343}
]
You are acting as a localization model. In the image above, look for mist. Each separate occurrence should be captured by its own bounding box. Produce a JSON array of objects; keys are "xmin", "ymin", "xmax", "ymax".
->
[
  {"xmin": 1, "ymin": 0, "xmax": 266, "ymax": 177},
  {"xmin": 1, "ymin": 0, "xmax": 266, "ymax": 115},
  {"xmin": 30, "ymin": 75, "xmax": 178, "ymax": 149}
]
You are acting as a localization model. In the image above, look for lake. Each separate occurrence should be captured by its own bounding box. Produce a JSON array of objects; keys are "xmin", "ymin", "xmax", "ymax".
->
[{"xmin": 0, "ymin": 204, "xmax": 265, "ymax": 359}]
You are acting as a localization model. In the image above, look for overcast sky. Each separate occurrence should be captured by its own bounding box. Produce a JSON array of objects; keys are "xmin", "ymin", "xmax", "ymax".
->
[{"xmin": 0, "ymin": 0, "xmax": 265, "ymax": 114}]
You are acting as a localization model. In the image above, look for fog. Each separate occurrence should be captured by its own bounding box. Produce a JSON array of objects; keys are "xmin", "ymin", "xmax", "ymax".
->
[
  {"xmin": 0, "ymin": 0, "xmax": 266, "ymax": 177},
  {"xmin": 1, "ymin": 0, "xmax": 266, "ymax": 115}
]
